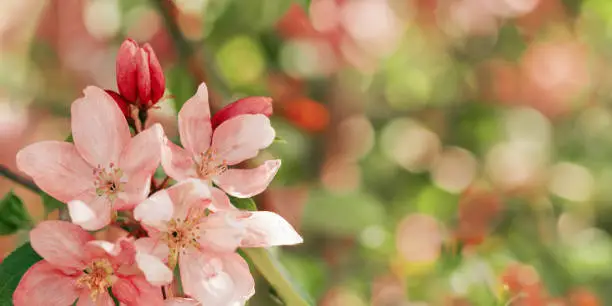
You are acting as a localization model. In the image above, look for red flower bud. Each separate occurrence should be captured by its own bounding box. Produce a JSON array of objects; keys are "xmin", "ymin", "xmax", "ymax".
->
[
  {"xmin": 116, "ymin": 39, "xmax": 139, "ymax": 102},
  {"xmin": 211, "ymin": 96, "xmax": 273, "ymax": 129},
  {"xmin": 104, "ymin": 90, "xmax": 130, "ymax": 119},
  {"xmin": 136, "ymin": 48, "xmax": 151, "ymax": 104},
  {"xmin": 143, "ymin": 43, "xmax": 165, "ymax": 105},
  {"xmin": 115, "ymin": 38, "xmax": 165, "ymax": 108}
]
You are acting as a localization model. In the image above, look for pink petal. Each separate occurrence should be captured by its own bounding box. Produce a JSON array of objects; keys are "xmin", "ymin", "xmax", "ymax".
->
[
  {"xmin": 116, "ymin": 38, "xmax": 139, "ymax": 102},
  {"xmin": 111, "ymin": 277, "xmax": 138, "ymax": 303},
  {"xmin": 86, "ymin": 238, "xmax": 136, "ymax": 267},
  {"xmin": 210, "ymin": 186, "xmax": 236, "ymax": 211},
  {"xmin": 134, "ymin": 237, "xmax": 169, "ymax": 261},
  {"xmin": 179, "ymin": 249, "xmax": 236, "ymax": 305},
  {"xmin": 135, "ymin": 251, "xmax": 173, "ymax": 285},
  {"xmin": 76, "ymin": 291, "xmax": 114, "ymax": 306},
  {"xmin": 83, "ymin": 240, "xmax": 116, "ymax": 259},
  {"xmin": 67, "ymin": 197, "xmax": 112, "ymax": 231},
  {"xmin": 71, "ymin": 86, "xmax": 131, "ymax": 167},
  {"xmin": 197, "ymin": 212, "xmax": 244, "ymax": 253},
  {"xmin": 211, "ymin": 96, "xmax": 273, "ymax": 129},
  {"xmin": 210, "ymin": 114, "xmax": 275, "ymax": 166},
  {"xmin": 30, "ymin": 220, "xmax": 93, "ymax": 269},
  {"xmin": 161, "ymin": 138, "xmax": 196, "ymax": 181},
  {"xmin": 131, "ymin": 276, "xmax": 165, "ymax": 306},
  {"xmin": 114, "ymin": 275, "xmax": 164, "ymax": 306},
  {"xmin": 164, "ymin": 298, "xmax": 201, "ymax": 306},
  {"xmin": 16, "ymin": 141, "xmax": 93, "ymax": 203},
  {"xmin": 141, "ymin": 224, "xmax": 163, "ymax": 240},
  {"xmin": 13, "ymin": 261, "xmax": 79, "ymax": 306},
  {"xmin": 214, "ymin": 159, "xmax": 281, "ymax": 198},
  {"xmin": 133, "ymin": 188, "xmax": 174, "ymax": 229},
  {"xmin": 239, "ymin": 211, "xmax": 303, "ymax": 247},
  {"xmin": 117, "ymin": 123, "xmax": 164, "ymax": 209},
  {"xmin": 166, "ymin": 179, "xmax": 211, "ymax": 221},
  {"xmin": 178, "ymin": 83, "xmax": 213, "ymax": 155},
  {"xmin": 135, "ymin": 179, "xmax": 211, "ymax": 229},
  {"xmin": 223, "ymin": 253, "xmax": 255, "ymax": 303}
]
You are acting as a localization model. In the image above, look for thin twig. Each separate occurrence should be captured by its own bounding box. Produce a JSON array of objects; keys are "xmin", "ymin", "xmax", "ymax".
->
[
  {"xmin": 158, "ymin": 176, "xmax": 171, "ymax": 190},
  {"xmin": 0, "ymin": 164, "xmax": 41, "ymax": 193},
  {"xmin": 150, "ymin": 176, "xmax": 171, "ymax": 194}
]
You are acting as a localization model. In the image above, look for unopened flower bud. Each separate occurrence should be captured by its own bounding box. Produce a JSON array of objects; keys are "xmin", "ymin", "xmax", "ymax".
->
[
  {"xmin": 211, "ymin": 96, "xmax": 273, "ymax": 129},
  {"xmin": 116, "ymin": 38, "xmax": 166, "ymax": 108},
  {"xmin": 104, "ymin": 90, "xmax": 130, "ymax": 119}
]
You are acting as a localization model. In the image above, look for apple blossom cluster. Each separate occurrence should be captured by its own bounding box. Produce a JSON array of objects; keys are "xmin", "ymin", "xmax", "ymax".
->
[{"xmin": 12, "ymin": 39, "xmax": 302, "ymax": 306}]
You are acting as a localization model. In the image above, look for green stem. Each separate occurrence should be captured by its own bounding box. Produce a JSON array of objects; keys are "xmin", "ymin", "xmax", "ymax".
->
[{"xmin": 241, "ymin": 248, "xmax": 312, "ymax": 306}]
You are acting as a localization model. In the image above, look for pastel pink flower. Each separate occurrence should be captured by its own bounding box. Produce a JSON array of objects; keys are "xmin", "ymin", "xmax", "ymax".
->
[
  {"xmin": 16, "ymin": 86, "xmax": 163, "ymax": 230},
  {"xmin": 133, "ymin": 180, "xmax": 302, "ymax": 305},
  {"xmin": 13, "ymin": 221, "xmax": 163, "ymax": 306},
  {"xmin": 161, "ymin": 83, "xmax": 280, "ymax": 199}
]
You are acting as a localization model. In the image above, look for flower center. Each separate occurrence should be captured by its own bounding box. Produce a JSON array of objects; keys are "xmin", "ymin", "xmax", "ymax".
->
[
  {"xmin": 163, "ymin": 209, "xmax": 209, "ymax": 269},
  {"xmin": 93, "ymin": 163, "xmax": 126, "ymax": 201},
  {"xmin": 194, "ymin": 149, "xmax": 228, "ymax": 180},
  {"xmin": 77, "ymin": 259, "xmax": 116, "ymax": 301}
]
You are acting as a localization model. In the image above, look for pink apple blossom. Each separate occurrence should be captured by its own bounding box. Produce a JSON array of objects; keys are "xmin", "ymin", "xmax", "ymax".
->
[
  {"xmin": 16, "ymin": 86, "xmax": 163, "ymax": 230},
  {"xmin": 133, "ymin": 179, "xmax": 302, "ymax": 305},
  {"xmin": 161, "ymin": 83, "xmax": 280, "ymax": 199},
  {"xmin": 13, "ymin": 221, "xmax": 163, "ymax": 306}
]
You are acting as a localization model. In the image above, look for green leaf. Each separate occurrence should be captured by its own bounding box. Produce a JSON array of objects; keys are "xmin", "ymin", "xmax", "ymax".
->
[
  {"xmin": 0, "ymin": 191, "xmax": 33, "ymax": 235},
  {"xmin": 229, "ymin": 196, "xmax": 258, "ymax": 211},
  {"xmin": 42, "ymin": 193, "xmax": 64, "ymax": 217},
  {"xmin": 0, "ymin": 242, "xmax": 43, "ymax": 304},
  {"xmin": 241, "ymin": 248, "xmax": 313, "ymax": 306}
]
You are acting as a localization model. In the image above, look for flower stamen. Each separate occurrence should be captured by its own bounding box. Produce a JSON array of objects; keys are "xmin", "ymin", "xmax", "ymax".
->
[
  {"xmin": 76, "ymin": 259, "xmax": 116, "ymax": 301},
  {"xmin": 163, "ymin": 210, "xmax": 207, "ymax": 269},
  {"xmin": 93, "ymin": 163, "xmax": 126, "ymax": 201},
  {"xmin": 194, "ymin": 149, "xmax": 228, "ymax": 180}
]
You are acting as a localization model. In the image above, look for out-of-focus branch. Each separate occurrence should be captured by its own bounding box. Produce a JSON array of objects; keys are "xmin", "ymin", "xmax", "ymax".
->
[
  {"xmin": 0, "ymin": 164, "xmax": 41, "ymax": 194},
  {"xmin": 149, "ymin": 0, "xmax": 224, "ymax": 111}
]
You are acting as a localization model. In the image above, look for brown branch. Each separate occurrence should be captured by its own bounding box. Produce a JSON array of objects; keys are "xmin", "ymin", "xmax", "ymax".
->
[
  {"xmin": 150, "ymin": 176, "xmax": 171, "ymax": 194},
  {"xmin": 158, "ymin": 176, "xmax": 171, "ymax": 190},
  {"xmin": 0, "ymin": 164, "xmax": 41, "ymax": 193}
]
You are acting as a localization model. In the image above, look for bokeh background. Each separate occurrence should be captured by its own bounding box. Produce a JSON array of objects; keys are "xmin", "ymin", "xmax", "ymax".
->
[{"xmin": 1, "ymin": 0, "xmax": 611, "ymax": 305}]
